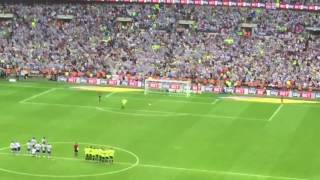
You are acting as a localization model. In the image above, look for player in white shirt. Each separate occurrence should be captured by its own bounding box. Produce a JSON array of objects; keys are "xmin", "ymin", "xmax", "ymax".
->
[
  {"xmin": 41, "ymin": 143, "xmax": 47, "ymax": 157},
  {"xmin": 15, "ymin": 142, "xmax": 21, "ymax": 153},
  {"xmin": 31, "ymin": 137, "xmax": 37, "ymax": 147},
  {"xmin": 31, "ymin": 147, "xmax": 36, "ymax": 157},
  {"xmin": 10, "ymin": 141, "xmax": 16, "ymax": 153},
  {"xmin": 26, "ymin": 140, "xmax": 32, "ymax": 154},
  {"xmin": 46, "ymin": 144, "xmax": 52, "ymax": 158},
  {"xmin": 34, "ymin": 143, "xmax": 41, "ymax": 157}
]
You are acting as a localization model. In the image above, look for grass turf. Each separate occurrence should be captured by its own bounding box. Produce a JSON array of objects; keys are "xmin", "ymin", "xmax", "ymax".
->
[{"xmin": 0, "ymin": 80, "xmax": 320, "ymax": 180}]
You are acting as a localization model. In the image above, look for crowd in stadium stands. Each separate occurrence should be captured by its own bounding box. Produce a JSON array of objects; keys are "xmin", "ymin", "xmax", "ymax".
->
[
  {"xmin": 0, "ymin": 3, "xmax": 319, "ymax": 89},
  {"xmin": 270, "ymin": 0, "xmax": 319, "ymax": 5}
]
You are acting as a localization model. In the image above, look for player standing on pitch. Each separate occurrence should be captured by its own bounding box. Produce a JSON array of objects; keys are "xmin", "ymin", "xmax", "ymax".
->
[
  {"xmin": 98, "ymin": 93, "xmax": 102, "ymax": 104},
  {"xmin": 121, "ymin": 99, "xmax": 127, "ymax": 109},
  {"xmin": 74, "ymin": 143, "xmax": 79, "ymax": 157},
  {"xmin": 47, "ymin": 144, "xmax": 52, "ymax": 158},
  {"xmin": 26, "ymin": 140, "xmax": 32, "ymax": 154}
]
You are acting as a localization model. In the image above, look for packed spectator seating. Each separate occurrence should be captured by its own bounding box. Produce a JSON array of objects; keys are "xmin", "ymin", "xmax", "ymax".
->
[{"xmin": 0, "ymin": 3, "xmax": 319, "ymax": 89}]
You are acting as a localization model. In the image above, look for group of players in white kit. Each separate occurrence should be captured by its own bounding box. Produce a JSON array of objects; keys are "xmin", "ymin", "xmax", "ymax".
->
[{"xmin": 10, "ymin": 137, "xmax": 52, "ymax": 158}]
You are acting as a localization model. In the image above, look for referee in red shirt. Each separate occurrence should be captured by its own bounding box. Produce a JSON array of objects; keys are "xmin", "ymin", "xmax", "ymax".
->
[{"xmin": 74, "ymin": 143, "xmax": 79, "ymax": 157}]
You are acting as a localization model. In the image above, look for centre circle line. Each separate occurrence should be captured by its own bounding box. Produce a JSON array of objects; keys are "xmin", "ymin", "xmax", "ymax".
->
[{"xmin": 0, "ymin": 141, "xmax": 140, "ymax": 178}]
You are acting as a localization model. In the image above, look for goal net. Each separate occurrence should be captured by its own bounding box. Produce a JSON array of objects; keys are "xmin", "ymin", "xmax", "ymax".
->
[{"xmin": 144, "ymin": 79, "xmax": 191, "ymax": 97}]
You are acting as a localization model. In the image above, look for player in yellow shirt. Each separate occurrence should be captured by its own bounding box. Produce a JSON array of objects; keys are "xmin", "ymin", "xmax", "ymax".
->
[
  {"xmin": 101, "ymin": 149, "xmax": 108, "ymax": 163},
  {"xmin": 86, "ymin": 147, "xmax": 92, "ymax": 160},
  {"xmin": 98, "ymin": 148, "xmax": 104, "ymax": 162},
  {"xmin": 90, "ymin": 147, "xmax": 95, "ymax": 160},
  {"xmin": 84, "ymin": 147, "xmax": 90, "ymax": 160},
  {"xmin": 90, "ymin": 147, "xmax": 96, "ymax": 161},
  {"xmin": 108, "ymin": 149, "xmax": 115, "ymax": 164},
  {"xmin": 121, "ymin": 99, "xmax": 127, "ymax": 109},
  {"xmin": 95, "ymin": 148, "xmax": 100, "ymax": 161},
  {"xmin": 105, "ymin": 149, "xmax": 110, "ymax": 163},
  {"xmin": 84, "ymin": 147, "xmax": 115, "ymax": 163}
]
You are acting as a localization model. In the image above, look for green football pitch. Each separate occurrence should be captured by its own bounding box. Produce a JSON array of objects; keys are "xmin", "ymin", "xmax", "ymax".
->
[{"xmin": 0, "ymin": 80, "xmax": 320, "ymax": 180}]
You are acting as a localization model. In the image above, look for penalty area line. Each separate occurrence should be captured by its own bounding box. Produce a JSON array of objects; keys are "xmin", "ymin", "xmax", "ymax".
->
[
  {"xmin": 212, "ymin": 99, "xmax": 219, "ymax": 105},
  {"xmin": 19, "ymin": 88, "xmax": 57, "ymax": 103},
  {"xmin": 21, "ymin": 101, "xmax": 266, "ymax": 121},
  {"xmin": 268, "ymin": 104, "xmax": 284, "ymax": 122},
  {"xmin": 105, "ymin": 92, "xmax": 116, "ymax": 98}
]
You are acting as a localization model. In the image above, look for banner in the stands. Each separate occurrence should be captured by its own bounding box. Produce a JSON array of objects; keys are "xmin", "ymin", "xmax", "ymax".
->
[
  {"xmin": 57, "ymin": 76, "xmax": 320, "ymax": 100},
  {"xmin": 257, "ymin": 89, "xmax": 265, "ymax": 95}
]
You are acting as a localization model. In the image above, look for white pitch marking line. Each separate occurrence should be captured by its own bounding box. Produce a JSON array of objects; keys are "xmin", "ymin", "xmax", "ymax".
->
[
  {"xmin": 24, "ymin": 101, "xmax": 97, "ymax": 110},
  {"xmin": 22, "ymin": 101, "xmax": 266, "ymax": 121},
  {"xmin": 0, "ymin": 153, "xmax": 307, "ymax": 180},
  {"xmin": 268, "ymin": 104, "xmax": 284, "ymax": 122},
  {"xmin": 0, "ymin": 84, "xmax": 63, "ymax": 89},
  {"xmin": 23, "ymin": 101, "xmax": 184, "ymax": 117},
  {"xmin": 105, "ymin": 92, "xmax": 116, "ymax": 98},
  {"xmin": 0, "ymin": 147, "xmax": 8, "ymax": 151},
  {"xmin": 19, "ymin": 88, "xmax": 57, "ymax": 103},
  {"xmin": 212, "ymin": 99, "xmax": 219, "ymax": 105},
  {"xmin": 0, "ymin": 152, "xmax": 133, "ymax": 165},
  {"xmin": 136, "ymin": 163, "xmax": 308, "ymax": 180},
  {"xmin": 195, "ymin": 114, "xmax": 263, "ymax": 121},
  {"xmin": 103, "ymin": 95, "xmax": 211, "ymax": 105},
  {"xmin": 0, "ymin": 141, "xmax": 140, "ymax": 178},
  {"xmin": 22, "ymin": 101, "xmax": 179, "ymax": 117}
]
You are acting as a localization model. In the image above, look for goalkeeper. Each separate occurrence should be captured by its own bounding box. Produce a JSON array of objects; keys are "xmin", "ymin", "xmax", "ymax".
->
[{"xmin": 121, "ymin": 99, "xmax": 127, "ymax": 109}]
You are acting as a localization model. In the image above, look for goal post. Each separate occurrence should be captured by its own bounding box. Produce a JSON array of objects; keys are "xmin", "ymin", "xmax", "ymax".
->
[{"xmin": 144, "ymin": 79, "xmax": 192, "ymax": 97}]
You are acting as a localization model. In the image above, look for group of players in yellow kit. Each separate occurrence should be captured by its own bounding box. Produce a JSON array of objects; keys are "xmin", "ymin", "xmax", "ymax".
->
[{"xmin": 84, "ymin": 147, "xmax": 115, "ymax": 163}]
